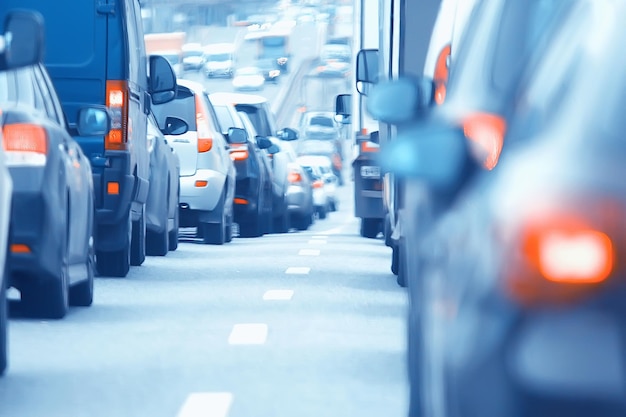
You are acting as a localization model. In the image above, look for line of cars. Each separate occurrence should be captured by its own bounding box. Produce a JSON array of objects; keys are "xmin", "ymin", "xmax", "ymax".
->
[
  {"xmin": 0, "ymin": 1, "xmax": 341, "ymax": 378},
  {"xmin": 349, "ymin": 0, "xmax": 626, "ymax": 415}
]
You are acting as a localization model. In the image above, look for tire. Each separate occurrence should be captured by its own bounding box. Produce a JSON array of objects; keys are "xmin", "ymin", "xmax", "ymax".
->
[
  {"xmin": 272, "ymin": 198, "xmax": 290, "ymax": 233},
  {"xmin": 293, "ymin": 212, "xmax": 311, "ymax": 231},
  {"xmin": 391, "ymin": 244, "xmax": 399, "ymax": 276},
  {"xmin": 96, "ymin": 214, "xmax": 131, "ymax": 278},
  {"xmin": 360, "ymin": 218, "xmax": 381, "ymax": 238},
  {"xmin": 70, "ymin": 225, "xmax": 95, "ymax": 307},
  {"xmin": 200, "ymin": 220, "xmax": 225, "ymax": 245},
  {"xmin": 396, "ymin": 242, "xmax": 407, "ymax": 287},
  {"xmin": 168, "ymin": 203, "xmax": 179, "ymax": 251},
  {"xmin": 0, "ymin": 269, "xmax": 7, "ymax": 376},
  {"xmin": 384, "ymin": 213, "xmax": 393, "ymax": 247},
  {"xmin": 317, "ymin": 205, "xmax": 327, "ymax": 220},
  {"xmin": 130, "ymin": 205, "xmax": 146, "ymax": 266}
]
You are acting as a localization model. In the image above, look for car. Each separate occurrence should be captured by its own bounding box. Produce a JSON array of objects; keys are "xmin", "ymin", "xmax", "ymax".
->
[
  {"xmin": 316, "ymin": 43, "xmax": 351, "ymax": 78},
  {"xmin": 256, "ymin": 58, "xmax": 281, "ymax": 83},
  {"xmin": 298, "ymin": 160, "xmax": 331, "ymax": 220},
  {"xmin": 0, "ymin": 10, "xmax": 114, "ymax": 320},
  {"xmin": 368, "ymin": 0, "xmax": 605, "ymax": 415},
  {"xmin": 208, "ymin": 93, "xmax": 274, "ymax": 238},
  {"xmin": 0, "ymin": 0, "xmax": 178, "ymax": 278},
  {"xmin": 145, "ymin": 113, "xmax": 180, "ymax": 255},
  {"xmin": 203, "ymin": 43, "xmax": 235, "ymax": 78},
  {"xmin": 152, "ymin": 79, "xmax": 236, "ymax": 245},
  {"xmin": 210, "ymin": 92, "xmax": 300, "ymax": 233},
  {"xmin": 0, "ymin": 9, "xmax": 46, "ymax": 377},
  {"xmin": 405, "ymin": 2, "xmax": 626, "ymax": 416},
  {"xmin": 182, "ymin": 42, "xmax": 205, "ymax": 72},
  {"xmin": 273, "ymin": 138, "xmax": 314, "ymax": 231},
  {"xmin": 297, "ymin": 126, "xmax": 344, "ymax": 185},
  {"xmin": 232, "ymin": 66, "xmax": 266, "ymax": 91},
  {"xmin": 297, "ymin": 154, "xmax": 339, "ymax": 214}
]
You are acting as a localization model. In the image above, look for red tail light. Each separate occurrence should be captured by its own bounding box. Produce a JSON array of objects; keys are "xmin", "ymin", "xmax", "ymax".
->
[
  {"xmin": 312, "ymin": 179, "xmax": 324, "ymax": 189},
  {"xmin": 433, "ymin": 44, "xmax": 451, "ymax": 105},
  {"xmin": 105, "ymin": 80, "xmax": 129, "ymax": 150},
  {"xmin": 2, "ymin": 123, "xmax": 48, "ymax": 166},
  {"xmin": 360, "ymin": 141, "xmax": 379, "ymax": 153},
  {"xmin": 195, "ymin": 95, "xmax": 213, "ymax": 153},
  {"xmin": 503, "ymin": 203, "xmax": 619, "ymax": 306},
  {"xmin": 288, "ymin": 171, "xmax": 302, "ymax": 183},
  {"xmin": 462, "ymin": 113, "xmax": 506, "ymax": 170},
  {"xmin": 230, "ymin": 144, "xmax": 249, "ymax": 161}
]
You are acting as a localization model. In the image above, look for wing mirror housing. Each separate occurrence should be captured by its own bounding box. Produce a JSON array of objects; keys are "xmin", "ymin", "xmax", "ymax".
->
[
  {"xmin": 1, "ymin": 10, "xmax": 44, "ymax": 70},
  {"xmin": 149, "ymin": 55, "xmax": 178, "ymax": 105},
  {"xmin": 277, "ymin": 127, "xmax": 298, "ymax": 141},
  {"xmin": 367, "ymin": 77, "xmax": 435, "ymax": 125},
  {"xmin": 256, "ymin": 136, "xmax": 273, "ymax": 150},
  {"xmin": 356, "ymin": 48, "xmax": 379, "ymax": 96},
  {"xmin": 227, "ymin": 127, "xmax": 248, "ymax": 144},
  {"xmin": 334, "ymin": 94, "xmax": 352, "ymax": 124}
]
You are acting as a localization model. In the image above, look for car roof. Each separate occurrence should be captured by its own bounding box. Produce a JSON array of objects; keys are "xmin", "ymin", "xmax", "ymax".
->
[{"xmin": 176, "ymin": 78, "xmax": 206, "ymax": 95}]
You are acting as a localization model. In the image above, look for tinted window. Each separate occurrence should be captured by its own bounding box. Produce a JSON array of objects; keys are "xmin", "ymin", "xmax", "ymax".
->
[
  {"xmin": 152, "ymin": 87, "xmax": 196, "ymax": 130},
  {"xmin": 235, "ymin": 104, "xmax": 273, "ymax": 137},
  {"xmin": 213, "ymin": 105, "xmax": 237, "ymax": 134}
]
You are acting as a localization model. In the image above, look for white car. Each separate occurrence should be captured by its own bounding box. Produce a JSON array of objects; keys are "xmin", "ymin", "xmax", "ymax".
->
[
  {"xmin": 232, "ymin": 67, "xmax": 265, "ymax": 91},
  {"xmin": 152, "ymin": 79, "xmax": 236, "ymax": 244},
  {"xmin": 297, "ymin": 155, "xmax": 339, "ymax": 218},
  {"xmin": 203, "ymin": 43, "xmax": 235, "ymax": 78}
]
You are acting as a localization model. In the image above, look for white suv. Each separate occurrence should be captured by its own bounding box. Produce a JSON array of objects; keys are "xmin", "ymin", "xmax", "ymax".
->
[{"xmin": 152, "ymin": 79, "xmax": 236, "ymax": 244}]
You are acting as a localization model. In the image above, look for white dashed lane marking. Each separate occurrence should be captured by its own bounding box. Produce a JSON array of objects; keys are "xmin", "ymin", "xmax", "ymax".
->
[
  {"xmin": 263, "ymin": 289, "xmax": 294, "ymax": 300},
  {"xmin": 298, "ymin": 249, "xmax": 320, "ymax": 256},
  {"xmin": 285, "ymin": 267, "xmax": 311, "ymax": 274},
  {"xmin": 176, "ymin": 392, "xmax": 233, "ymax": 417},
  {"xmin": 228, "ymin": 323, "xmax": 268, "ymax": 345}
]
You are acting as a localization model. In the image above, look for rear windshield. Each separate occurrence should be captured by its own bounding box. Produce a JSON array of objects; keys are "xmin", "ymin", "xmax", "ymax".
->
[
  {"xmin": 235, "ymin": 104, "xmax": 273, "ymax": 137},
  {"xmin": 152, "ymin": 87, "xmax": 196, "ymax": 131}
]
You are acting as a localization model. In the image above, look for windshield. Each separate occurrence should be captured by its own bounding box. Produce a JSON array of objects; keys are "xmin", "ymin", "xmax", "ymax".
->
[{"xmin": 206, "ymin": 53, "xmax": 231, "ymax": 61}]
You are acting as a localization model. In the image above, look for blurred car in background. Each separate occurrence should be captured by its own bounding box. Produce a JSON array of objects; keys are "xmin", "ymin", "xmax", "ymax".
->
[
  {"xmin": 182, "ymin": 42, "xmax": 205, "ymax": 72},
  {"xmin": 316, "ymin": 42, "xmax": 351, "ymax": 78},
  {"xmin": 232, "ymin": 66, "xmax": 266, "ymax": 91},
  {"xmin": 209, "ymin": 93, "xmax": 274, "ymax": 238},
  {"xmin": 145, "ymin": 114, "xmax": 180, "ymax": 255},
  {"xmin": 0, "ymin": 13, "xmax": 112, "ymax": 320},
  {"xmin": 274, "ymin": 138, "xmax": 314, "ymax": 231},
  {"xmin": 256, "ymin": 58, "xmax": 281, "ymax": 84},
  {"xmin": 152, "ymin": 79, "xmax": 236, "ymax": 245},
  {"xmin": 203, "ymin": 43, "xmax": 235, "ymax": 78},
  {"xmin": 370, "ymin": 0, "xmax": 619, "ymax": 416},
  {"xmin": 297, "ymin": 126, "xmax": 344, "ymax": 185},
  {"xmin": 212, "ymin": 92, "xmax": 300, "ymax": 233},
  {"xmin": 298, "ymin": 158, "xmax": 331, "ymax": 220},
  {"xmin": 297, "ymin": 154, "xmax": 339, "ymax": 215}
]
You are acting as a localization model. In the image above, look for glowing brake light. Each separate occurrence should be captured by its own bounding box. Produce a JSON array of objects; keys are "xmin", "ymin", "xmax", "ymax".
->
[
  {"xmin": 311, "ymin": 179, "xmax": 324, "ymax": 189},
  {"xmin": 360, "ymin": 141, "xmax": 379, "ymax": 153},
  {"xmin": 195, "ymin": 95, "xmax": 213, "ymax": 153},
  {"xmin": 504, "ymin": 210, "xmax": 616, "ymax": 306},
  {"xmin": 433, "ymin": 44, "xmax": 451, "ymax": 105},
  {"xmin": 230, "ymin": 145, "xmax": 249, "ymax": 161},
  {"xmin": 288, "ymin": 171, "xmax": 302, "ymax": 183},
  {"xmin": 462, "ymin": 113, "xmax": 506, "ymax": 170},
  {"xmin": 2, "ymin": 123, "xmax": 48, "ymax": 166},
  {"xmin": 105, "ymin": 80, "xmax": 129, "ymax": 151}
]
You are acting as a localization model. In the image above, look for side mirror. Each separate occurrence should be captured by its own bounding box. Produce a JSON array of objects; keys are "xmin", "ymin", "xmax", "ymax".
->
[
  {"xmin": 161, "ymin": 116, "xmax": 188, "ymax": 135},
  {"xmin": 356, "ymin": 48, "xmax": 379, "ymax": 96},
  {"xmin": 256, "ymin": 136, "xmax": 273, "ymax": 150},
  {"xmin": 367, "ymin": 77, "xmax": 435, "ymax": 125},
  {"xmin": 149, "ymin": 55, "xmax": 177, "ymax": 105},
  {"xmin": 378, "ymin": 121, "xmax": 470, "ymax": 193},
  {"xmin": 227, "ymin": 127, "xmax": 248, "ymax": 144},
  {"xmin": 76, "ymin": 106, "xmax": 111, "ymax": 136},
  {"xmin": 1, "ymin": 10, "xmax": 44, "ymax": 70},
  {"xmin": 277, "ymin": 127, "xmax": 298, "ymax": 141},
  {"xmin": 334, "ymin": 94, "xmax": 352, "ymax": 124}
]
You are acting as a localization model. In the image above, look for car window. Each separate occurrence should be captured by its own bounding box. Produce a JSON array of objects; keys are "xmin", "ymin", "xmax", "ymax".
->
[
  {"xmin": 152, "ymin": 87, "xmax": 197, "ymax": 131},
  {"xmin": 213, "ymin": 105, "xmax": 238, "ymax": 134},
  {"xmin": 235, "ymin": 104, "xmax": 273, "ymax": 137}
]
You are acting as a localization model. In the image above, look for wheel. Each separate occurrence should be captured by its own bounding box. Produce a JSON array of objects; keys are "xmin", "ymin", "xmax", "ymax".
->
[
  {"xmin": 146, "ymin": 226, "xmax": 168, "ymax": 256},
  {"xmin": 384, "ymin": 213, "xmax": 393, "ymax": 247},
  {"xmin": 396, "ymin": 242, "xmax": 407, "ymax": 287},
  {"xmin": 70, "ymin": 219, "xmax": 95, "ymax": 307},
  {"xmin": 360, "ymin": 218, "xmax": 381, "ymax": 238},
  {"xmin": 0, "ymin": 267, "xmax": 7, "ymax": 376},
  {"xmin": 96, "ymin": 214, "xmax": 131, "ymax": 277},
  {"xmin": 168, "ymin": 203, "xmax": 179, "ymax": 251},
  {"xmin": 330, "ymin": 199, "xmax": 338, "ymax": 212},
  {"xmin": 317, "ymin": 205, "xmax": 327, "ymax": 220},
  {"xmin": 293, "ymin": 212, "xmax": 310, "ymax": 231},
  {"xmin": 130, "ymin": 205, "xmax": 146, "ymax": 266},
  {"xmin": 22, "ymin": 203, "xmax": 70, "ymax": 319},
  {"xmin": 200, "ymin": 220, "xmax": 225, "ymax": 245},
  {"xmin": 272, "ymin": 199, "xmax": 290, "ymax": 233},
  {"xmin": 391, "ymin": 244, "xmax": 399, "ymax": 276}
]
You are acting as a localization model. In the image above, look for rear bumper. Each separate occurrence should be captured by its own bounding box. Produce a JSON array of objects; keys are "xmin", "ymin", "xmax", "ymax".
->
[
  {"xmin": 179, "ymin": 169, "xmax": 226, "ymax": 212},
  {"xmin": 286, "ymin": 185, "xmax": 310, "ymax": 214}
]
